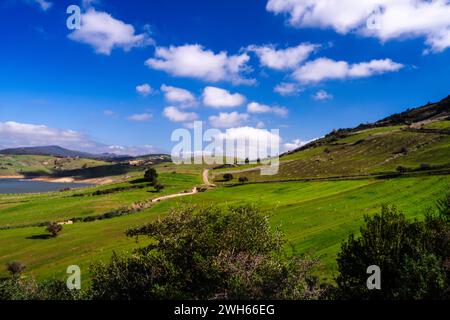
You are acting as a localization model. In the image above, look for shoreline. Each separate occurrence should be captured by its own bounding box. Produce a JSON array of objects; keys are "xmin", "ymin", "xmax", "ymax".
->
[{"xmin": 0, "ymin": 175, "xmax": 107, "ymax": 185}]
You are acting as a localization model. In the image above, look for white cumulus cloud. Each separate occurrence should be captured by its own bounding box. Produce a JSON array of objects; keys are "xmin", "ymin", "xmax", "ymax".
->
[
  {"xmin": 163, "ymin": 106, "xmax": 198, "ymax": 122},
  {"xmin": 202, "ymin": 86, "xmax": 246, "ymax": 108},
  {"xmin": 209, "ymin": 112, "xmax": 249, "ymax": 128},
  {"xmin": 0, "ymin": 121, "xmax": 161, "ymax": 156},
  {"xmin": 274, "ymin": 82, "xmax": 303, "ymax": 96},
  {"xmin": 313, "ymin": 90, "xmax": 333, "ymax": 101},
  {"xmin": 160, "ymin": 85, "xmax": 197, "ymax": 107},
  {"xmin": 292, "ymin": 57, "xmax": 403, "ymax": 84},
  {"xmin": 247, "ymin": 102, "xmax": 288, "ymax": 117},
  {"xmin": 266, "ymin": 0, "xmax": 450, "ymax": 53},
  {"xmin": 136, "ymin": 83, "xmax": 153, "ymax": 96},
  {"xmin": 146, "ymin": 44, "xmax": 254, "ymax": 84},
  {"xmin": 68, "ymin": 9, "xmax": 152, "ymax": 55},
  {"xmin": 127, "ymin": 113, "xmax": 153, "ymax": 121},
  {"xmin": 247, "ymin": 43, "xmax": 319, "ymax": 70}
]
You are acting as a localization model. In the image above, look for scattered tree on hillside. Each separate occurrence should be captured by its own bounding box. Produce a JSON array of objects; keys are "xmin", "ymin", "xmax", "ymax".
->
[
  {"xmin": 154, "ymin": 183, "xmax": 164, "ymax": 193},
  {"xmin": 5, "ymin": 261, "xmax": 26, "ymax": 278},
  {"xmin": 144, "ymin": 168, "xmax": 158, "ymax": 185},
  {"xmin": 245, "ymin": 158, "xmax": 250, "ymax": 164},
  {"xmin": 46, "ymin": 222, "xmax": 62, "ymax": 238},
  {"xmin": 238, "ymin": 177, "xmax": 249, "ymax": 184},
  {"xmin": 223, "ymin": 173, "xmax": 233, "ymax": 181}
]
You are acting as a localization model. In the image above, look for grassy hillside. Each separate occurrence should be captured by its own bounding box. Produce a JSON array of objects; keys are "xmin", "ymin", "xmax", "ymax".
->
[
  {"xmin": 0, "ymin": 155, "xmax": 111, "ymax": 177},
  {"xmin": 216, "ymin": 122, "xmax": 450, "ymax": 183}
]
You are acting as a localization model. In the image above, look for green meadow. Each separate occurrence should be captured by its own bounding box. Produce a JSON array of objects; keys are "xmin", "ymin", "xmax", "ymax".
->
[{"xmin": 1, "ymin": 173, "xmax": 448, "ymax": 284}]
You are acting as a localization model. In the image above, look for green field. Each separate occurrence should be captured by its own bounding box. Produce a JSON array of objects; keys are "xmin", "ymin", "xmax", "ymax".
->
[{"xmin": 1, "ymin": 172, "xmax": 448, "ymax": 284}]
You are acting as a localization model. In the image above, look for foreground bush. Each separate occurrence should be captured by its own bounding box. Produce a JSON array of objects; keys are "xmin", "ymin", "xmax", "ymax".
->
[
  {"xmin": 0, "ymin": 278, "xmax": 80, "ymax": 300},
  {"xmin": 335, "ymin": 194, "xmax": 450, "ymax": 300},
  {"xmin": 88, "ymin": 204, "xmax": 323, "ymax": 300}
]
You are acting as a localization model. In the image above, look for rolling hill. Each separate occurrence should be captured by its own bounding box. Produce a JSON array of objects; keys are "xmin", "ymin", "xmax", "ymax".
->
[
  {"xmin": 0, "ymin": 146, "xmax": 127, "ymax": 160},
  {"xmin": 216, "ymin": 95, "xmax": 450, "ymax": 183}
]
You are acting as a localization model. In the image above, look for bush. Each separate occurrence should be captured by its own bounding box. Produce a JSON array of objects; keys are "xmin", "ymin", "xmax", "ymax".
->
[
  {"xmin": 46, "ymin": 222, "xmax": 62, "ymax": 237},
  {"xmin": 223, "ymin": 173, "xmax": 233, "ymax": 181},
  {"xmin": 6, "ymin": 261, "xmax": 26, "ymax": 277},
  {"xmin": 335, "ymin": 197, "xmax": 450, "ymax": 300},
  {"xmin": 144, "ymin": 168, "xmax": 158, "ymax": 185},
  {"xmin": 0, "ymin": 278, "xmax": 81, "ymax": 300},
  {"xmin": 238, "ymin": 177, "xmax": 249, "ymax": 184},
  {"xmin": 396, "ymin": 165, "xmax": 409, "ymax": 173},
  {"xmin": 88, "ymin": 204, "xmax": 323, "ymax": 300}
]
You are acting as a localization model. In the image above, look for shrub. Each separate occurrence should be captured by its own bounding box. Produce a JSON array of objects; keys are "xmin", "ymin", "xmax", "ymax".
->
[
  {"xmin": 6, "ymin": 261, "xmax": 26, "ymax": 277},
  {"xmin": 396, "ymin": 165, "xmax": 408, "ymax": 173},
  {"xmin": 88, "ymin": 204, "xmax": 323, "ymax": 300},
  {"xmin": 238, "ymin": 177, "xmax": 249, "ymax": 184},
  {"xmin": 223, "ymin": 173, "xmax": 233, "ymax": 181},
  {"xmin": 144, "ymin": 168, "xmax": 158, "ymax": 185},
  {"xmin": 335, "ymin": 198, "xmax": 450, "ymax": 300},
  {"xmin": 46, "ymin": 222, "xmax": 62, "ymax": 238}
]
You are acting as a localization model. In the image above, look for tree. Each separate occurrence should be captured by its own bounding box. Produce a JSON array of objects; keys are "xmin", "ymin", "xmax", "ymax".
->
[
  {"xmin": 89, "ymin": 204, "xmax": 323, "ymax": 300},
  {"xmin": 238, "ymin": 177, "xmax": 249, "ymax": 184},
  {"xmin": 335, "ymin": 201, "xmax": 450, "ymax": 300},
  {"xmin": 144, "ymin": 168, "xmax": 158, "ymax": 185},
  {"xmin": 396, "ymin": 165, "xmax": 408, "ymax": 174},
  {"xmin": 223, "ymin": 173, "xmax": 233, "ymax": 181},
  {"xmin": 46, "ymin": 222, "xmax": 62, "ymax": 238},
  {"xmin": 5, "ymin": 261, "xmax": 26, "ymax": 278},
  {"xmin": 154, "ymin": 183, "xmax": 164, "ymax": 193}
]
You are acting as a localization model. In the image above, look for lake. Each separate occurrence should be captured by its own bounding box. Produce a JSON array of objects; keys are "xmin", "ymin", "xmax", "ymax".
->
[{"xmin": 0, "ymin": 179, "xmax": 93, "ymax": 194}]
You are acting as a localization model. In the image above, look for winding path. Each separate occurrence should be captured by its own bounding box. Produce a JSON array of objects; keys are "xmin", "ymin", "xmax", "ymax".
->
[{"xmin": 202, "ymin": 169, "xmax": 216, "ymax": 187}]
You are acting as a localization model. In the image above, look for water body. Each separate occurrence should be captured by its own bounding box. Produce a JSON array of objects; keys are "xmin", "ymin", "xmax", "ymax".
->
[{"xmin": 0, "ymin": 179, "xmax": 92, "ymax": 194}]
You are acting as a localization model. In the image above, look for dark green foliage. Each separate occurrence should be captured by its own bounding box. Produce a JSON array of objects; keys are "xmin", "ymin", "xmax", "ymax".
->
[
  {"xmin": 0, "ymin": 278, "xmax": 80, "ymax": 300},
  {"xmin": 144, "ymin": 168, "xmax": 158, "ymax": 185},
  {"xmin": 223, "ymin": 173, "xmax": 233, "ymax": 181},
  {"xmin": 238, "ymin": 177, "xmax": 249, "ymax": 184},
  {"xmin": 46, "ymin": 222, "xmax": 62, "ymax": 237},
  {"xmin": 88, "ymin": 204, "xmax": 323, "ymax": 300},
  {"xmin": 336, "ymin": 195, "xmax": 450, "ymax": 300},
  {"xmin": 245, "ymin": 158, "xmax": 250, "ymax": 164},
  {"xmin": 154, "ymin": 183, "xmax": 164, "ymax": 192}
]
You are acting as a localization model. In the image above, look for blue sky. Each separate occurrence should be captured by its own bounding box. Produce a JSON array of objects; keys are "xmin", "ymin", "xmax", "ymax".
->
[{"xmin": 0, "ymin": 0, "xmax": 449, "ymax": 155}]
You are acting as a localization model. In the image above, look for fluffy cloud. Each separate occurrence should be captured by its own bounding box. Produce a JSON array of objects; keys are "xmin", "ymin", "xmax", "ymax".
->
[
  {"xmin": 136, "ymin": 83, "xmax": 153, "ymax": 96},
  {"xmin": 0, "ymin": 121, "xmax": 161, "ymax": 156},
  {"xmin": 247, "ymin": 102, "xmax": 288, "ymax": 117},
  {"xmin": 127, "ymin": 113, "xmax": 153, "ymax": 121},
  {"xmin": 34, "ymin": 0, "xmax": 52, "ymax": 11},
  {"xmin": 209, "ymin": 112, "xmax": 249, "ymax": 128},
  {"xmin": 283, "ymin": 138, "xmax": 312, "ymax": 152},
  {"xmin": 160, "ymin": 85, "xmax": 197, "ymax": 107},
  {"xmin": 68, "ymin": 9, "xmax": 152, "ymax": 55},
  {"xmin": 247, "ymin": 43, "xmax": 318, "ymax": 70},
  {"xmin": 202, "ymin": 86, "xmax": 246, "ymax": 108},
  {"xmin": 313, "ymin": 90, "xmax": 333, "ymax": 101},
  {"xmin": 274, "ymin": 82, "xmax": 302, "ymax": 96},
  {"xmin": 292, "ymin": 57, "xmax": 403, "ymax": 84},
  {"xmin": 213, "ymin": 126, "xmax": 282, "ymax": 159},
  {"xmin": 146, "ymin": 44, "xmax": 254, "ymax": 84},
  {"xmin": 163, "ymin": 106, "xmax": 198, "ymax": 122},
  {"xmin": 266, "ymin": 0, "xmax": 450, "ymax": 53}
]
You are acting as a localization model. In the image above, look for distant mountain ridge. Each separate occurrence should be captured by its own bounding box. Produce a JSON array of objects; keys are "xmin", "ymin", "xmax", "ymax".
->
[{"xmin": 0, "ymin": 145, "xmax": 129, "ymax": 160}]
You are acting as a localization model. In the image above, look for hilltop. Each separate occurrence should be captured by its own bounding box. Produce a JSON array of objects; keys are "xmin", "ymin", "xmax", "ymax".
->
[
  {"xmin": 217, "ymin": 95, "xmax": 450, "ymax": 183},
  {"xmin": 0, "ymin": 146, "xmax": 129, "ymax": 160}
]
